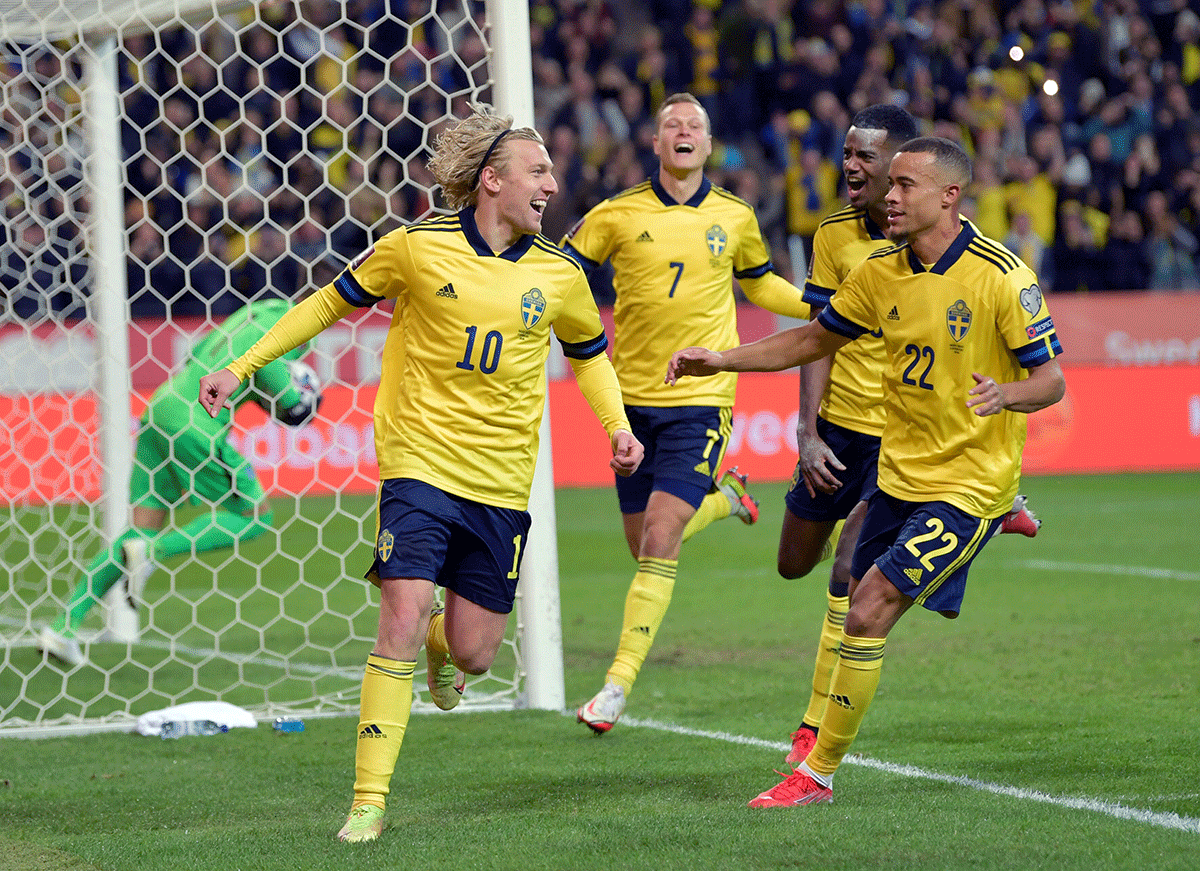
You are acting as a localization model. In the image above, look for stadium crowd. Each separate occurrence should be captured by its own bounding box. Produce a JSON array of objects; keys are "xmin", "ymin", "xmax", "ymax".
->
[{"xmin": 3, "ymin": 0, "xmax": 1200, "ymax": 321}]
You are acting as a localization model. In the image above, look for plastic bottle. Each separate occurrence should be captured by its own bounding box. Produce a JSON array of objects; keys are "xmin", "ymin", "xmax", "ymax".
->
[
  {"xmin": 159, "ymin": 719, "xmax": 229, "ymax": 739},
  {"xmin": 272, "ymin": 717, "xmax": 305, "ymax": 733}
]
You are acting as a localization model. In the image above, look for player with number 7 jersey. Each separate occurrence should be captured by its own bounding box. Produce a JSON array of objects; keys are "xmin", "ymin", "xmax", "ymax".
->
[{"xmin": 561, "ymin": 94, "xmax": 811, "ymax": 735}]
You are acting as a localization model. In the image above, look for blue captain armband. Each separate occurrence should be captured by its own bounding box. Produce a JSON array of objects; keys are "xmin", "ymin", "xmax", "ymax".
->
[
  {"xmin": 559, "ymin": 332, "xmax": 609, "ymax": 360},
  {"xmin": 335, "ymin": 272, "xmax": 385, "ymax": 308},
  {"xmin": 1014, "ymin": 332, "xmax": 1063, "ymax": 368}
]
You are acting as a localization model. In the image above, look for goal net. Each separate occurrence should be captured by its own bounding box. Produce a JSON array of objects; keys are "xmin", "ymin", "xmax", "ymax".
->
[{"xmin": 1, "ymin": 0, "xmax": 561, "ymax": 736}]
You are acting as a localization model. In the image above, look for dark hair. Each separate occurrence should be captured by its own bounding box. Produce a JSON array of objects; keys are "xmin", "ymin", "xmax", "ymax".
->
[
  {"xmin": 849, "ymin": 104, "xmax": 919, "ymax": 145},
  {"xmin": 896, "ymin": 136, "xmax": 973, "ymax": 186}
]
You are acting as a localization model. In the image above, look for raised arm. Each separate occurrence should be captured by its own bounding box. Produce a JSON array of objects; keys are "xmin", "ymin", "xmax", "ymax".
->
[
  {"xmin": 199, "ymin": 285, "xmax": 354, "ymax": 418},
  {"xmin": 666, "ymin": 319, "xmax": 850, "ymax": 384}
]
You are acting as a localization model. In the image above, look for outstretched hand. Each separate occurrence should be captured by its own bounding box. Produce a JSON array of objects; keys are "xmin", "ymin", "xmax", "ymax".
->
[
  {"xmin": 197, "ymin": 368, "xmax": 242, "ymax": 418},
  {"xmin": 665, "ymin": 347, "xmax": 723, "ymax": 385},
  {"xmin": 610, "ymin": 430, "xmax": 644, "ymax": 477}
]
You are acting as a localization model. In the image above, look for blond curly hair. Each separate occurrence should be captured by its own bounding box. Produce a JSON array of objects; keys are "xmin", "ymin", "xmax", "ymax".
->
[{"xmin": 428, "ymin": 104, "xmax": 544, "ymax": 210}]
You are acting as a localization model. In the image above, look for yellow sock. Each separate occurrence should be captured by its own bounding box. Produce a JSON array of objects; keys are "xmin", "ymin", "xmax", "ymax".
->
[
  {"xmin": 818, "ymin": 519, "xmax": 846, "ymax": 563},
  {"xmin": 606, "ymin": 557, "xmax": 677, "ymax": 695},
  {"xmin": 350, "ymin": 654, "xmax": 415, "ymax": 811},
  {"xmin": 427, "ymin": 609, "xmax": 449, "ymax": 658},
  {"xmin": 806, "ymin": 632, "xmax": 885, "ymax": 778},
  {"xmin": 681, "ymin": 491, "xmax": 731, "ymax": 542},
  {"xmin": 800, "ymin": 592, "xmax": 849, "ymax": 728}
]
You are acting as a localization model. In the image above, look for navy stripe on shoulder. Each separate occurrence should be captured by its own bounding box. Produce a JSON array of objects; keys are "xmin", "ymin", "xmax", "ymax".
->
[
  {"xmin": 610, "ymin": 180, "xmax": 653, "ymax": 201},
  {"xmin": 559, "ymin": 331, "xmax": 609, "ymax": 360},
  {"xmin": 966, "ymin": 239, "xmax": 1017, "ymax": 274},
  {"xmin": 531, "ymin": 236, "xmax": 584, "ymax": 268},
  {"xmin": 867, "ymin": 243, "xmax": 906, "ymax": 260},
  {"xmin": 709, "ymin": 186, "xmax": 754, "ymax": 209},
  {"xmin": 818, "ymin": 205, "xmax": 863, "ymax": 227},
  {"xmin": 973, "ymin": 237, "xmax": 1021, "ymax": 271},
  {"xmin": 335, "ymin": 271, "xmax": 385, "ymax": 308}
]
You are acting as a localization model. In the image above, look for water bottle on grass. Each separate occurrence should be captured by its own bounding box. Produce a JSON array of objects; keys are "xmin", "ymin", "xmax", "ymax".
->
[{"xmin": 160, "ymin": 720, "xmax": 228, "ymax": 739}]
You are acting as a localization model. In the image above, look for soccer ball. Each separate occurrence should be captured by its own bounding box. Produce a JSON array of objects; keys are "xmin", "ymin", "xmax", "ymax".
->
[{"xmin": 276, "ymin": 359, "xmax": 322, "ymax": 426}]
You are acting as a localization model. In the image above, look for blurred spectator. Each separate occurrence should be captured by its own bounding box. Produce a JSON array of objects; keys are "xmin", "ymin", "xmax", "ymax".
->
[
  {"xmin": 682, "ymin": 2, "xmax": 721, "ymax": 119},
  {"xmin": 1144, "ymin": 189, "xmax": 1200, "ymax": 290},
  {"xmin": 1004, "ymin": 210, "xmax": 1048, "ymax": 281},
  {"xmin": 1050, "ymin": 202, "xmax": 1102, "ymax": 292},
  {"xmin": 780, "ymin": 114, "xmax": 839, "ymax": 278},
  {"xmin": 1003, "ymin": 153, "xmax": 1056, "ymax": 246},
  {"xmin": 1099, "ymin": 211, "xmax": 1152, "ymax": 291}
]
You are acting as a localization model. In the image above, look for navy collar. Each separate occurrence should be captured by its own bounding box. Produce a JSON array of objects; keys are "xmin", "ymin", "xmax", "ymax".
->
[
  {"xmin": 863, "ymin": 210, "xmax": 887, "ymax": 241},
  {"xmin": 650, "ymin": 173, "xmax": 712, "ymax": 208},
  {"xmin": 459, "ymin": 207, "xmax": 537, "ymax": 262},
  {"xmin": 904, "ymin": 218, "xmax": 976, "ymax": 274}
]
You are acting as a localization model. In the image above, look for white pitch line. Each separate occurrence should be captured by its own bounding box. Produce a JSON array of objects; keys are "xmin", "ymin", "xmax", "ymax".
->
[
  {"xmin": 611, "ymin": 714, "xmax": 1200, "ymax": 834},
  {"xmin": 1014, "ymin": 559, "xmax": 1200, "ymax": 582}
]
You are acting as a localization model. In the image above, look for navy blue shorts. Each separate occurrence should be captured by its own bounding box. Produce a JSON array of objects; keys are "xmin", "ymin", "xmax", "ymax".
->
[
  {"xmin": 366, "ymin": 478, "xmax": 532, "ymax": 614},
  {"xmin": 784, "ymin": 417, "xmax": 880, "ymax": 522},
  {"xmin": 615, "ymin": 405, "xmax": 731, "ymax": 514},
  {"xmin": 851, "ymin": 490, "xmax": 1002, "ymax": 617}
]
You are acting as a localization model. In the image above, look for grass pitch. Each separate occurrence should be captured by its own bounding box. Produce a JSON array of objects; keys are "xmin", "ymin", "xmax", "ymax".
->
[{"xmin": 2, "ymin": 471, "xmax": 1198, "ymax": 870}]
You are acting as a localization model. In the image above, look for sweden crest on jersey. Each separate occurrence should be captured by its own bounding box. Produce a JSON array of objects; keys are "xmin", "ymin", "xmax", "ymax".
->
[
  {"xmin": 706, "ymin": 224, "xmax": 727, "ymax": 257},
  {"xmin": 946, "ymin": 299, "xmax": 972, "ymax": 341},
  {"xmin": 522, "ymin": 288, "xmax": 546, "ymax": 329}
]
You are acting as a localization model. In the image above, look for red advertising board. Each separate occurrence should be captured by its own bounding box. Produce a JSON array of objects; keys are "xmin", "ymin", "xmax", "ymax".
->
[
  {"xmin": 3, "ymin": 364, "xmax": 1197, "ymax": 505},
  {"xmin": 547, "ymin": 366, "xmax": 1200, "ymax": 487}
]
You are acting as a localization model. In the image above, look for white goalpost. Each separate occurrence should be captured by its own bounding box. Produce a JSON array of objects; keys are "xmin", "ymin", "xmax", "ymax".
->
[{"xmin": 0, "ymin": 0, "xmax": 566, "ymax": 736}]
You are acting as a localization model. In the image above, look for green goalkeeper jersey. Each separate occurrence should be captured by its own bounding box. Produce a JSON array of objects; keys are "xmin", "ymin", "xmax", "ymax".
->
[{"xmin": 145, "ymin": 299, "xmax": 307, "ymax": 437}]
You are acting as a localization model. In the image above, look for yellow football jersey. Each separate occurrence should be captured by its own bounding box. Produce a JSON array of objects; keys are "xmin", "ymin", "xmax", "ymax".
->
[
  {"xmin": 820, "ymin": 220, "xmax": 1062, "ymax": 518},
  {"xmin": 803, "ymin": 204, "xmax": 891, "ymax": 437},
  {"xmin": 563, "ymin": 176, "xmax": 775, "ymax": 407},
  {"xmin": 337, "ymin": 210, "xmax": 608, "ymax": 510}
]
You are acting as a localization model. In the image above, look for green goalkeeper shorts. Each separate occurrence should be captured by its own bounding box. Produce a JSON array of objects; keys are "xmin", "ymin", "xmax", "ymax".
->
[{"xmin": 130, "ymin": 421, "xmax": 264, "ymax": 514}]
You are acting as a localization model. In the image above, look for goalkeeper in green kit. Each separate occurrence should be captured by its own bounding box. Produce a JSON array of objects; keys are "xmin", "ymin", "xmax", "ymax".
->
[{"xmin": 37, "ymin": 298, "xmax": 321, "ymax": 667}]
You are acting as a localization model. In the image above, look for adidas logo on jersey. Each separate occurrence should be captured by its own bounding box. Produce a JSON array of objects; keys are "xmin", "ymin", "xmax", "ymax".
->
[
  {"xmin": 359, "ymin": 723, "xmax": 386, "ymax": 739},
  {"xmin": 904, "ymin": 567, "xmax": 922, "ymax": 583},
  {"xmin": 636, "ymin": 230, "xmax": 653, "ymax": 242},
  {"xmin": 435, "ymin": 283, "xmax": 458, "ymax": 299},
  {"xmin": 887, "ymin": 306, "xmax": 900, "ymax": 320}
]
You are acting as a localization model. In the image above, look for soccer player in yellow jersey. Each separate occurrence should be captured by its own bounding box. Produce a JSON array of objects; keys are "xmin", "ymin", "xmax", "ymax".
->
[
  {"xmin": 667, "ymin": 137, "xmax": 1066, "ymax": 807},
  {"xmin": 562, "ymin": 93, "xmax": 811, "ymax": 734},
  {"xmin": 779, "ymin": 106, "xmax": 1042, "ymax": 767},
  {"xmin": 198, "ymin": 105, "xmax": 644, "ymax": 843}
]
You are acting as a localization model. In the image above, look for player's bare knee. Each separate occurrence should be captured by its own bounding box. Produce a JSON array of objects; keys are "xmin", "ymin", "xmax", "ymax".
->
[
  {"xmin": 777, "ymin": 555, "xmax": 815, "ymax": 580},
  {"xmin": 449, "ymin": 644, "xmax": 498, "ymax": 675}
]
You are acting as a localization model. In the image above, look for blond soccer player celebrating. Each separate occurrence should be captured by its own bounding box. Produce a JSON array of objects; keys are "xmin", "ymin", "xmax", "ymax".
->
[
  {"xmin": 562, "ymin": 93, "xmax": 812, "ymax": 734},
  {"xmin": 199, "ymin": 106, "xmax": 643, "ymax": 842},
  {"xmin": 667, "ymin": 137, "xmax": 1065, "ymax": 807}
]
